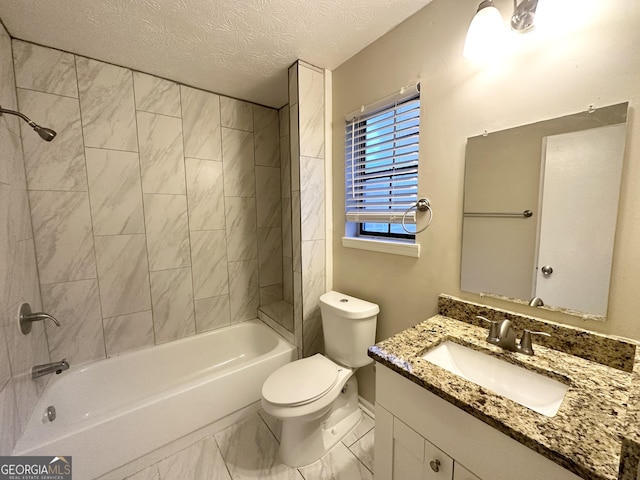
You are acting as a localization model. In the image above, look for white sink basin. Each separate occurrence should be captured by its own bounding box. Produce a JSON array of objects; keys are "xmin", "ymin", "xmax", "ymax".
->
[{"xmin": 422, "ymin": 341, "xmax": 568, "ymax": 417}]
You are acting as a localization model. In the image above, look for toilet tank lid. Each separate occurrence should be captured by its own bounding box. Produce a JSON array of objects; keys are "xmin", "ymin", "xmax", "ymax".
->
[{"xmin": 319, "ymin": 291, "xmax": 380, "ymax": 319}]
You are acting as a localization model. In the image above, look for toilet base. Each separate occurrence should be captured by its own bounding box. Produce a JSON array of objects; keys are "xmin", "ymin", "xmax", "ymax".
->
[{"xmin": 278, "ymin": 376, "xmax": 361, "ymax": 467}]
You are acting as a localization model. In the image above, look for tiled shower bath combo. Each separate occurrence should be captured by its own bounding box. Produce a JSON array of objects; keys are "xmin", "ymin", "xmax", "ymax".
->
[{"xmin": 1, "ymin": 19, "xmax": 327, "ymax": 469}]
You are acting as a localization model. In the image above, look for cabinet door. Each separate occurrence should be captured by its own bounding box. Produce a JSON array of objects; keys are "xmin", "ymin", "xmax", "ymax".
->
[
  {"xmin": 424, "ymin": 437, "xmax": 454, "ymax": 480},
  {"xmin": 375, "ymin": 404, "xmax": 394, "ymax": 480},
  {"xmin": 393, "ymin": 417, "xmax": 454, "ymax": 480},
  {"xmin": 454, "ymin": 463, "xmax": 482, "ymax": 480},
  {"xmin": 393, "ymin": 417, "xmax": 427, "ymax": 479}
]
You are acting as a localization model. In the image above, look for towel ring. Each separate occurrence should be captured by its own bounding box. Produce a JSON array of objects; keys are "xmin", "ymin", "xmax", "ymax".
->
[{"xmin": 401, "ymin": 197, "xmax": 433, "ymax": 234}]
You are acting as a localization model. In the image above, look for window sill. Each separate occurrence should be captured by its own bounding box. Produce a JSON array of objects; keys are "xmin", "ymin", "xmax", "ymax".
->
[{"xmin": 341, "ymin": 237, "xmax": 420, "ymax": 258}]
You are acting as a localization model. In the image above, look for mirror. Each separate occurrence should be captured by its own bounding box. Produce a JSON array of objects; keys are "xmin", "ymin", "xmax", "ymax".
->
[{"xmin": 461, "ymin": 103, "xmax": 628, "ymax": 319}]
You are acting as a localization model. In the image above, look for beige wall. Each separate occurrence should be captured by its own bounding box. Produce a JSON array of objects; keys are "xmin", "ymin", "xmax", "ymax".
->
[{"xmin": 332, "ymin": 0, "xmax": 640, "ymax": 403}]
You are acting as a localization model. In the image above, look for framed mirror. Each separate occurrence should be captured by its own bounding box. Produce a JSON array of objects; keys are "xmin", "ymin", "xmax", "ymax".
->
[{"xmin": 461, "ymin": 103, "xmax": 628, "ymax": 319}]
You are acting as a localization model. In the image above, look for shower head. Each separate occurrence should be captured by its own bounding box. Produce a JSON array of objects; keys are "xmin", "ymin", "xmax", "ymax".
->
[
  {"xmin": 0, "ymin": 105, "xmax": 57, "ymax": 142},
  {"xmin": 32, "ymin": 124, "xmax": 57, "ymax": 142}
]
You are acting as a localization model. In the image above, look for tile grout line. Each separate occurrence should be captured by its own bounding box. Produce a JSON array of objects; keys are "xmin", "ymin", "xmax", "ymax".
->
[
  {"xmin": 175, "ymin": 83, "xmax": 197, "ymax": 336},
  {"xmin": 257, "ymin": 410, "xmax": 281, "ymax": 445},
  {"xmin": 131, "ymin": 72, "xmax": 157, "ymax": 349},
  {"xmin": 72, "ymin": 50, "xmax": 109, "ymax": 362},
  {"xmin": 348, "ymin": 438, "xmax": 375, "ymax": 475},
  {"xmin": 212, "ymin": 430, "xmax": 237, "ymax": 480}
]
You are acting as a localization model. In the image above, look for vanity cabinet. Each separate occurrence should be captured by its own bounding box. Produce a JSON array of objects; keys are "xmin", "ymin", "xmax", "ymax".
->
[
  {"xmin": 374, "ymin": 363, "xmax": 581, "ymax": 480},
  {"xmin": 390, "ymin": 412, "xmax": 478, "ymax": 480}
]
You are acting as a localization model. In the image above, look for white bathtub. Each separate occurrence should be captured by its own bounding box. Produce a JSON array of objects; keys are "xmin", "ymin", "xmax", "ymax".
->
[{"xmin": 13, "ymin": 319, "xmax": 296, "ymax": 479}]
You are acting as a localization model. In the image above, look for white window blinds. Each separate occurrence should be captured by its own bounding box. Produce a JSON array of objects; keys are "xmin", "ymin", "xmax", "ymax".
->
[{"xmin": 345, "ymin": 88, "xmax": 421, "ymax": 224}]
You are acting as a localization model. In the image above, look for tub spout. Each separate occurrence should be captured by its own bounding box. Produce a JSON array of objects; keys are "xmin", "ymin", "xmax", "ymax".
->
[{"xmin": 32, "ymin": 359, "xmax": 69, "ymax": 379}]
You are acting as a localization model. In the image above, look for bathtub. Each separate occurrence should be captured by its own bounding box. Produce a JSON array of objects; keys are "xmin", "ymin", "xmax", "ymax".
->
[{"xmin": 12, "ymin": 319, "xmax": 296, "ymax": 479}]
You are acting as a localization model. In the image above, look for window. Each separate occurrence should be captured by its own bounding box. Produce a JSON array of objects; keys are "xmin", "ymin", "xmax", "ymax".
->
[{"xmin": 345, "ymin": 88, "xmax": 420, "ymax": 241}]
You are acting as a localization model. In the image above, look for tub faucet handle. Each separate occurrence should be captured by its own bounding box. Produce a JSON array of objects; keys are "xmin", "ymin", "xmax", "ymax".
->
[{"xmin": 19, "ymin": 303, "xmax": 60, "ymax": 335}]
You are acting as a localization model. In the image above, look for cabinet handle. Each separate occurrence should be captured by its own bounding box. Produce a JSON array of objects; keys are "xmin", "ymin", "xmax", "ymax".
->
[{"xmin": 429, "ymin": 459, "xmax": 441, "ymax": 472}]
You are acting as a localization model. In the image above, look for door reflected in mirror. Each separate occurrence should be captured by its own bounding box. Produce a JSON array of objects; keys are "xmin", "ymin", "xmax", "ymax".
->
[{"xmin": 461, "ymin": 103, "xmax": 628, "ymax": 318}]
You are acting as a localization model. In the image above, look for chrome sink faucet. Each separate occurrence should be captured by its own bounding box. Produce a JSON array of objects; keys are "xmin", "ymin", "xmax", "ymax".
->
[
  {"xmin": 32, "ymin": 359, "xmax": 69, "ymax": 379},
  {"xmin": 477, "ymin": 316, "xmax": 550, "ymax": 355},
  {"xmin": 497, "ymin": 319, "xmax": 518, "ymax": 352}
]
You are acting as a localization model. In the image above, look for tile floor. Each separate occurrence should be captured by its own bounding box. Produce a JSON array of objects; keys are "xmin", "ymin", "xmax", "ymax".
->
[{"xmin": 123, "ymin": 409, "xmax": 374, "ymax": 480}]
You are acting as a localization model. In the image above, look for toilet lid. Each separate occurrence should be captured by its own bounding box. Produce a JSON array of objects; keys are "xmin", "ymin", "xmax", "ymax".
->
[{"xmin": 262, "ymin": 354, "xmax": 339, "ymax": 406}]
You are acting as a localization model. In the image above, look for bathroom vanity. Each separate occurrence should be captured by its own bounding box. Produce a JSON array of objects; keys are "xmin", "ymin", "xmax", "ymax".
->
[
  {"xmin": 369, "ymin": 296, "xmax": 640, "ymax": 480},
  {"xmin": 375, "ymin": 364, "xmax": 579, "ymax": 480}
]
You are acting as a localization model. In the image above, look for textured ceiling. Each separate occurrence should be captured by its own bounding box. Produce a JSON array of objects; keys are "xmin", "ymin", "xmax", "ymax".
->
[{"xmin": 0, "ymin": 0, "xmax": 433, "ymax": 108}]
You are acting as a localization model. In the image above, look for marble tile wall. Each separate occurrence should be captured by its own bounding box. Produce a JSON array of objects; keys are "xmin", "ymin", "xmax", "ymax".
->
[
  {"xmin": 251, "ymin": 104, "xmax": 296, "ymax": 338},
  {"xmin": 279, "ymin": 106, "xmax": 293, "ymax": 306},
  {"xmin": 1, "ymin": 39, "xmax": 283, "ymax": 449},
  {"xmin": 0, "ymin": 26, "xmax": 49, "ymax": 455},
  {"xmin": 288, "ymin": 61, "xmax": 326, "ymax": 357}
]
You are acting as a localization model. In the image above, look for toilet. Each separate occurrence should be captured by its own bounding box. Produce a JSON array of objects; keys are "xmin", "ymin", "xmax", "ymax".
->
[{"xmin": 261, "ymin": 290, "xmax": 379, "ymax": 467}]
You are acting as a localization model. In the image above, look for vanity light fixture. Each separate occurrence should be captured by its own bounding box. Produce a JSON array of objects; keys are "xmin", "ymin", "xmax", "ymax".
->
[
  {"xmin": 510, "ymin": 0, "xmax": 540, "ymax": 33},
  {"xmin": 463, "ymin": 0, "xmax": 504, "ymax": 60},
  {"xmin": 464, "ymin": 0, "xmax": 540, "ymax": 60}
]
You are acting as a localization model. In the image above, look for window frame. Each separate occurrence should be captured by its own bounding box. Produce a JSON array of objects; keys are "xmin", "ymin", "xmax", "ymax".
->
[
  {"xmin": 345, "ymin": 88, "xmax": 421, "ymax": 242},
  {"xmin": 358, "ymin": 223, "xmax": 415, "ymax": 240}
]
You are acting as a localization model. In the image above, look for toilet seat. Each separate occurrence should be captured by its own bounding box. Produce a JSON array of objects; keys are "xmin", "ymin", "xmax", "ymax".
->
[{"xmin": 262, "ymin": 354, "xmax": 339, "ymax": 407}]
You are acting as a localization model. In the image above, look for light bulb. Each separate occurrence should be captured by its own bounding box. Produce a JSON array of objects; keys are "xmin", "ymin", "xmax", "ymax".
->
[{"xmin": 464, "ymin": 4, "xmax": 505, "ymax": 62}]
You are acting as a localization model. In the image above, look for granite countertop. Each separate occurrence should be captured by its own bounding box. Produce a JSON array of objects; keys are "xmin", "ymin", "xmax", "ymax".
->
[{"xmin": 368, "ymin": 314, "xmax": 635, "ymax": 480}]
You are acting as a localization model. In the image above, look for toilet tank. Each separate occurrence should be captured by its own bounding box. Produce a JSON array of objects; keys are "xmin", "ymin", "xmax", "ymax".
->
[{"xmin": 319, "ymin": 291, "xmax": 379, "ymax": 368}]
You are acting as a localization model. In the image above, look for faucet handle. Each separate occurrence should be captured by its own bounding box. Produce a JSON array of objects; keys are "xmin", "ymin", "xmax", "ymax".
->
[
  {"xmin": 19, "ymin": 303, "xmax": 60, "ymax": 335},
  {"xmin": 518, "ymin": 329, "xmax": 551, "ymax": 356},
  {"xmin": 477, "ymin": 316, "xmax": 500, "ymax": 344}
]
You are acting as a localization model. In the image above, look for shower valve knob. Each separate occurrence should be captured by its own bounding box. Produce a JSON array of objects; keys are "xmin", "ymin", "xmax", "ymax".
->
[{"xmin": 541, "ymin": 265, "xmax": 553, "ymax": 275}]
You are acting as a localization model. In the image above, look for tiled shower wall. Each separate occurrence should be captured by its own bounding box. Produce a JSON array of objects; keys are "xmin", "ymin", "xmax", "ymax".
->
[
  {"xmin": 289, "ymin": 61, "xmax": 326, "ymax": 357},
  {"xmin": 0, "ymin": 26, "xmax": 50, "ymax": 455},
  {"xmin": 279, "ymin": 106, "xmax": 293, "ymax": 306},
  {"xmin": 0, "ymin": 36, "xmax": 283, "ymax": 453},
  {"xmin": 11, "ymin": 39, "xmax": 282, "ymax": 363}
]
